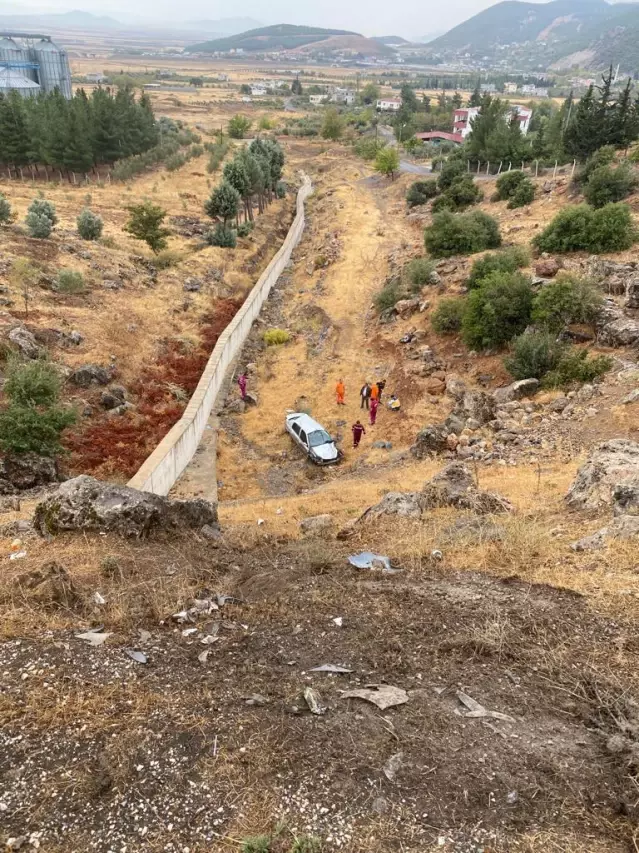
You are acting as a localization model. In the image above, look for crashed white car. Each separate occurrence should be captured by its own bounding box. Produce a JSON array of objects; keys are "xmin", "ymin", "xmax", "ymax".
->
[{"xmin": 285, "ymin": 413, "xmax": 342, "ymax": 465}]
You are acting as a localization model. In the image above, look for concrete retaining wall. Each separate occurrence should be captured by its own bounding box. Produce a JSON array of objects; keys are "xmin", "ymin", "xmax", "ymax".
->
[{"xmin": 128, "ymin": 175, "xmax": 312, "ymax": 496}]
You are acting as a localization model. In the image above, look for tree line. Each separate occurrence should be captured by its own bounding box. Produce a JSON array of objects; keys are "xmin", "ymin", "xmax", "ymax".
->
[{"xmin": 0, "ymin": 87, "xmax": 158, "ymax": 173}]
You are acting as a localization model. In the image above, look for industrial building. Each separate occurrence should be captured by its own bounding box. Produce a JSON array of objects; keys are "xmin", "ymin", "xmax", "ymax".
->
[{"xmin": 0, "ymin": 33, "xmax": 72, "ymax": 99}]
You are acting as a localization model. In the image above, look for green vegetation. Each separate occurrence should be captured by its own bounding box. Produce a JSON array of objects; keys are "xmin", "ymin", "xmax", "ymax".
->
[
  {"xmin": 432, "ymin": 175, "xmax": 482, "ymax": 212},
  {"xmin": 375, "ymin": 278, "xmax": 401, "ymax": 312},
  {"xmin": 228, "ymin": 114, "xmax": 252, "ymax": 139},
  {"xmin": 264, "ymin": 328, "xmax": 291, "ymax": 345},
  {"xmin": 207, "ymin": 224, "xmax": 237, "ymax": 248},
  {"xmin": 374, "ymin": 146, "xmax": 400, "ymax": 180},
  {"xmin": 189, "ymin": 23, "xmax": 357, "ymax": 53},
  {"xmin": 582, "ymin": 162, "xmax": 637, "ymax": 208},
  {"xmin": 424, "ymin": 210, "xmax": 501, "ymax": 258},
  {"xmin": 354, "ymin": 136, "xmax": 386, "ymax": 161},
  {"xmin": 505, "ymin": 331, "xmax": 612, "ymax": 387},
  {"xmin": 531, "ymin": 273, "xmax": 602, "ymax": 332},
  {"xmin": 25, "ymin": 198, "xmax": 57, "ymax": 239},
  {"xmin": 431, "ymin": 297, "xmax": 467, "ymax": 334},
  {"xmin": 77, "ymin": 208, "xmax": 103, "ymax": 241},
  {"xmin": 467, "ymin": 245, "xmax": 529, "ymax": 289},
  {"xmin": 56, "ymin": 269, "xmax": 86, "ymax": 294},
  {"xmin": 0, "ymin": 87, "xmax": 157, "ymax": 171},
  {"xmin": 237, "ymin": 221, "xmax": 255, "ymax": 238},
  {"xmin": 461, "ymin": 271, "xmax": 534, "ymax": 350},
  {"xmin": 405, "ymin": 257, "xmax": 436, "ymax": 289},
  {"xmin": 0, "ymin": 192, "xmax": 11, "ymax": 224},
  {"xmin": 533, "ymin": 202, "xmax": 636, "ymax": 253},
  {"xmin": 437, "ymin": 158, "xmax": 466, "ymax": 190},
  {"xmin": 322, "ymin": 109, "xmax": 344, "ymax": 141},
  {"xmin": 124, "ymin": 201, "xmax": 170, "ymax": 253},
  {"xmin": 240, "ymin": 836, "xmax": 272, "ymax": 853},
  {"xmin": 205, "ymin": 181, "xmax": 241, "ymax": 227},
  {"xmin": 494, "ymin": 169, "xmax": 535, "ymax": 208},
  {"xmin": 406, "ymin": 179, "xmax": 439, "ymax": 207},
  {"xmin": 0, "ymin": 358, "xmax": 75, "ymax": 456},
  {"xmin": 111, "ymin": 120, "xmax": 198, "ymax": 181},
  {"xmin": 206, "ymin": 140, "xmax": 230, "ymax": 173}
]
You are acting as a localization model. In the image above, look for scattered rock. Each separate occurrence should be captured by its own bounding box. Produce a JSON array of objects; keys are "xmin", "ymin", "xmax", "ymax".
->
[
  {"xmin": 445, "ymin": 376, "xmax": 466, "ymax": 401},
  {"xmin": 69, "ymin": 364, "xmax": 112, "ymax": 388},
  {"xmin": 612, "ymin": 484, "xmax": 639, "ymax": 516},
  {"xmin": 34, "ymin": 475, "xmax": 217, "ymax": 538},
  {"xmin": 411, "ymin": 424, "xmax": 449, "ymax": 458},
  {"xmin": 535, "ymin": 257, "xmax": 563, "ymax": 278},
  {"xmin": 597, "ymin": 301, "xmax": 639, "ymax": 348},
  {"xmin": 14, "ymin": 560, "xmax": 82, "ymax": 609},
  {"xmin": 622, "ymin": 389, "xmax": 639, "ymax": 405},
  {"xmin": 420, "ymin": 463, "xmax": 513, "ymax": 515},
  {"xmin": 100, "ymin": 386, "xmax": 126, "ymax": 410},
  {"xmin": 244, "ymin": 391, "xmax": 259, "ymax": 406},
  {"xmin": 361, "ymin": 492, "xmax": 421, "ymax": 520},
  {"xmin": 8, "ymin": 326, "xmax": 39, "ymax": 359},
  {"xmin": 394, "ymin": 298, "xmax": 421, "ymax": 319},
  {"xmin": 300, "ymin": 514, "xmax": 334, "ymax": 534},
  {"xmin": 571, "ymin": 515, "xmax": 639, "ymax": 551},
  {"xmin": 224, "ymin": 399, "xmax": 246, "ymax": 415},
  {"xmin": 183, "ymin": 277, "xmax": 202, "ymax": 292},
  {"xmin": 549, "ymin": 396, "xmax": 569, "ymax": 413},
  {"xmin": 102, "ymin": 279, "xmax": 123, "ymax": 291},
  {"xmin": 457, "ymin": 390, "xmax": 496, "ymax": 425},
  {"xmin": 0, "ymin": 453, "xmax": 59, "ymax": 491},
  {"xmin": 493, "ymin": 379, "xmax": 539, "ymax": 405},
  {"xmin": 372, "ymin": 440, "xmax": 392, "ymax": 450},
  {"xmin": 566, "ymin": 440, "xmax": 639, "ymax": 513}
]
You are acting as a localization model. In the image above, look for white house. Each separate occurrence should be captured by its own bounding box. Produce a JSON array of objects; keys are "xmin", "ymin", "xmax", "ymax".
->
[
  {"xmin": 453, "ymin": 103, "xmax": 532, "ymax": 138},
  {"xmin": 521, "ymin": 84, "xmax": 549, "ymax": 98},
  {"xmin": 331, "ymin": 87, "xmax": 355, "ymax": 105},
  {"xmin": 504, "ymin": 81, "xmax": 518, "ymax": 94},
  {"xmin": 377, "ymin": 97, "xmax": 402, "ymax": 111},
  {"xmin": 309, "ymin": 93, "xmax": 326, "ymax": 105},
  {"xmin": 250, "ymin": 85, "xmax": 267, "ymax": 96}
]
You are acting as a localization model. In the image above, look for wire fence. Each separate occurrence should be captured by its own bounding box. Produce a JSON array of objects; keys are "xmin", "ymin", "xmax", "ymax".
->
[
  {"xmin": 464, "ymin": 159, "xmax": 578, "ymax": 178},
  {"xmin": 0, "ymin": 164, "xmax": 114, "ymax": 185}
]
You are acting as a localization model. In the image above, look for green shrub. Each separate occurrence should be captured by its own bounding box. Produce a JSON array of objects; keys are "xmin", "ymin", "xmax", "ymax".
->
[
  {"xmin": 0, "ymin": 405, "xmax": 76, "ymax": 456},
  {"xmin": 28, "ymin": 198, "xmax": 58, "ymax": 226},
  {"xmin": 533, "ymin": 203, "xmax": 636, "ymax": 253},
  {"xmin": 355, "ymin": 137, "xmax": 386, "ymax": 161},
  {"xmin": 291, "ymin": 837, "xmax": 323, "ymax": 853},
  {"xmin": 207, "ymin": 224, "xmax": 237, "ymax": 248},
  {"xmin": 574, "ymin": 145, "xmax": 616, "ymax": 187},
  {"xmin": 25, "ymin": 212, "xmax": 53, "ymax": 238},
  {"xmin": 431, "ymin": 194, "xmax": 454, "ymax": 213},
  {"xmin": 424, "ymin": 210, "xmax": 501, "ymax": 258},
  {"xmin": 437, "ymin": 158, "xmax": 466, "ymax": 191},
  {"xmin": 275, "ymin": 181, "xmax": 287, "ymax": 198},
  {"xmin": 462, "ymin": 271, "xmax": 534, "ymax": 350},
  {"xmin": 4, "ymin": 359, "xmax": 61, "ymax": 407},
  {"xmin": 504, "ymin": 331, "xmax": 566, "ymax": 380},
  {"xmin": 206, "ymin": 141, "xmax": 230, "ymax": 173},
  {"xmin": 165, "ymin": 152, "xmax": 187, "ymax": 171},
  {"xmin": 583, "ymin": 163, "xmax": 637, "ymax": 208},
  {"xmin": 0, "ymin": 192, "xmax": 12, "ymax": 224},
  {"xmin": 405, "ymin": 257, "xmax": 436, "ymax": 289},
  {"xmin": 406, "ymin": 179, "xmax": 439, "ymax": 207},
  {"xmin": 77, "ymin": 208, "xmax": 103, "ymax": 240},
  {"xmin": 431, "ymin": 297, "xmax": 466, "ymax": 334},
  {"xmin": 508, "ymin": 179, "xmax": 535, "ymax": 208},
  {"xmin": 467, "ymin": 246, "xmax": 529, "ymax": 289},
  {"xmin": 240, "ymin": 836, "xmax": 271, "ymax": 853},
  {"xmin": 56, "ymin": 269, "xmax": 86, "ymax": 294},
  {"xmin": 544, "ymin": 348, "xmax": 613, "ymax": 388},
  {"xmin": 228, "ymin": 114, "xmax": 252, "ymax": 139},
  {"xmin": 263, "ymin": 328, "xmax": 290, "ymax": 345},
  {"xmin": 532, "ymin": 273, "xmax": 602, "ymax": 332},
  {"xmin": 495, "ymin": 170, "xmax": 527, "ymax": 200},
  {"xmin": 375, "ymin": 278, "xmax": 401, "ymax": 312},
  {"xmin": 237, "ymin": 221, "xmax": 255, "ymax": 238},
  {"xmin": 443, "ymin": 175, "xmax": 483, "ymax": 210}
]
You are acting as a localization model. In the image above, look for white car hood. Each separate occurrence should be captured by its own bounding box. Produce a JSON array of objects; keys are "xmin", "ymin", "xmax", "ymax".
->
[{"xmin": 311, "ymin": 442, "xmax": 338, "ymax": 461}]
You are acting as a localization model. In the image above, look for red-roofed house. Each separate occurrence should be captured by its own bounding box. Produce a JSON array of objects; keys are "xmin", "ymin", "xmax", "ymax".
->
[
  {"xmin": 415, "ymin": 131, "xmax": 463, "ymax": 145},
  {"xmin": 452, "ymin": 104, "xmax": 533, "ymax": 139}
]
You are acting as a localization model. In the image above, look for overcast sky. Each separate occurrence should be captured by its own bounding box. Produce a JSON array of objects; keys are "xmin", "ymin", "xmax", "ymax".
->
[{"xmin": 10, "ymin": 0, "xmax": 544, "ymax": 38}]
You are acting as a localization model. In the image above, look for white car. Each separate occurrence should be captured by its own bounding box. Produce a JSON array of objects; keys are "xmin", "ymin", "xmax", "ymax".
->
[{"xmin": 285, "ymin": 413, "xmax": 341, "ymax": 465}]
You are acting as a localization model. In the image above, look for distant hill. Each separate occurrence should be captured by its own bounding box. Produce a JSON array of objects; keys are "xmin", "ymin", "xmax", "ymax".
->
[
  {"xmin": 427, "ymin": 0, "xmax": 639, "ymax": 70},
  {"xmin": 372, "ymin": 35, "xmax": 410, "ymax": 45},
  {"xmin": 0, "ymin": 9, "xmax": 122, "ymax": 29},
  {"xmin": 187, "ymin": 23, "xmax": 375, "ymax": 54}
]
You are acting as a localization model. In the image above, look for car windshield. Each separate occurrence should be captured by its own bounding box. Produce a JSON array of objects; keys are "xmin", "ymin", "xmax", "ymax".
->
[{"xmin": 308, "ymin": 429, "xmax": 332, "ymax": 447}]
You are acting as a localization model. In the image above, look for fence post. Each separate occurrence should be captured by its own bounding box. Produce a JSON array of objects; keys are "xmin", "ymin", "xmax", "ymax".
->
[
  {"xmin": 467, "ymin": 159, "xmax": 470, "ymax": 173},
  {"xmin": 553, "ymin": 160, "xmax": 558, "ymax": 179},
  {"xmin": 497, "ymin": 160, "xmax": 503, "ymax": 175},
  {"xmin": 521, "ymin": 161, "xmax": 524, "ymax": 171},
  {"xmin": 535, "ymin": 160, "xmax": 539, "ymax": 178},
  {"xmin": 571, "ymin": 159, "xmax": 576, "ymax": 178},
  {"xmin": 72, "ymin": 172, "xmax": 77, "ymax": 185},
  {"xmin": 476, "ymin": 161, "xmax": 480, "ymax": 175},
  {"xmin": 19, "ymin": 167, "xmax": 24, "ymax": 182},
  {"xmin": 486, "ymin": 161, "xmax": 490, "ymax": 175},
  {"xmin": 508, "ymin": 161, "xmax": 512, "ymax": 172}
]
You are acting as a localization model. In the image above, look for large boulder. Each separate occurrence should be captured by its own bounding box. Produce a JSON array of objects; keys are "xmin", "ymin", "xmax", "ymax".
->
[
  {"xmin": 411, "ymin": 424, "xmax": 449, "ymax": 458},
  {"xmin": 612, "ymin": 484, "xmax": 639, "ymax": 517},
  {"xmin": 300, "ymin": 514, "xmax": 334, "ymax": 534},
  {"xmin": 571, "ymin": 515, "xmax": 639, "ymax": 551},
  {"xmin": 597, "ymin": 302, "xmax": 639, "ymax": 348},
  {"xmin": 360, "ymin": 491, "xmax": 421, "ymax": 521},
  {"xmin": 457, "ymin": 390, "xmax": 496, "ymax": 426},
  {"xmin": 8, "ymin": 326, "xmax": 40, "ymax": 359},
  {"xmin": 100, "ymin": 386, "xmax": 126, "ymax": 410},
  {"xmin": 34, "ymin": 475, "xmax": 217, "ymax": 538},
  {"xmin": 69, "ymin": 364, "xmax": 112, "ymax": 388},
  {"xmin": 493, "ymin": 379, "xmax": 539, "ymax": 405},
  {"xmin": 566, "ymin": 440, "xmax": 639, "ymax": 513},
  {"xmin": 535, "ymin": 257, "xmax": 563, "ymax": 278},
  {"xmin": 0, "ymin": 453, "xmax": 59, "ymax": 492},
  {"xmin": 626, "ymin": 276, "xmax": 639, "ymax": 309},
  {"xmin": 419, "ymin": 463, "xmax": 513, "ymax": 515}
]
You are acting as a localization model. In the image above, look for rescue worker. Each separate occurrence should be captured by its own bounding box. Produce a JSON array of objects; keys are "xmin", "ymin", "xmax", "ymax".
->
[
  {"xmin": 352, "ymin": 420, "xmax": 366, "ymax": 448},
  {"xmin": 369, "ymin": 396, "xmax": 379, "ymax": 425},
  {"xmin": 336, "ymin": 378, "xmax": 346, "ymax": 405},
  {"xmin": 360, "ymin": 382, "xmax": 371, "ymax": 410},
  {"xmin": 238, "ymin": 372, "xmax": 247, "ymax": 400}
]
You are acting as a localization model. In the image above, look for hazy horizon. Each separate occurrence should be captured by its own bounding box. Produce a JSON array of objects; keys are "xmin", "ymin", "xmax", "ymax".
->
[{"xmin": 0, "ymin": 0, "xmax": 594, "ymax": 40}]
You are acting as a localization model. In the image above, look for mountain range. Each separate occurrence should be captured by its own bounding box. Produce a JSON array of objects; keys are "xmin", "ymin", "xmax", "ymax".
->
[
  {"xmin": 427, "ymin": 0, "xmax": 639, "ymax": 71},
  {"xmin": 188, "ymin": 23, "xmax": 391, "ymax": 56}
]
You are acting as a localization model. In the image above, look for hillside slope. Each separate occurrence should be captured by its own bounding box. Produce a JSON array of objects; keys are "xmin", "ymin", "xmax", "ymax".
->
[
  {"xmin": 428, "ymin": 0, "xmax": 639, "ymax": 68},
  {"xmin": 188, "ymin": 23, "xmax": 359, "ymax": 53}
]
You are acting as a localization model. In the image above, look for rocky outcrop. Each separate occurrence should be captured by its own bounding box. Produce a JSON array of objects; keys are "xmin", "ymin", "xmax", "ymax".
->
[
  {"xmin": 34, "ymin": 475, "xmax": 217, "ymax": 538},
  {"xmin": 411, "ymin": 424, "xmax": 449, "ymax": 458},
  {"xmin": 571, "ymin": 515, "xmax": 639, "ymax": 551},
  {"xmin": 0, "ymin": 454, "xmax": 59, "ymax": 493},
  {"xmin": 493, "ymin": 379, "xmax": 539, "ymax": 405},
  {"xmin": 596, "ymin": 301, "xmax": 639, "ymax": 348},
  {"xmin": 300, "ymin": 514, "xmax": 334, "ymax": 534},
  {"xmin": 360, "ymin": 492, "xmax": 422, "ymax": 521},
  {"xmin": 535, "ymin": 257, "xmax": 563, "ymax": 278},
  {"xmin": 565, "ymin": 440, "xmax": 639, "ymax": 513},
  {"xmin": 100, "ymin": 386, "xmax": 126, "ymax": 410},
  {"xmin": 612, "ymin": 484, "xmax": 639, "ymax": 516},
  {"xmin": 456, "ymin": 390, "xmax": 496, "ymax": 426},
  {"xmin": 419, "ymin": 463, "xmax": 513, "ymax": 515},
  {"xmin": 8, "ymin": 326, "xmax": 40, "ymax": 359},
  {"xmin": 69, "ymin": 364, "xmax": 112, "ymax": 388}
]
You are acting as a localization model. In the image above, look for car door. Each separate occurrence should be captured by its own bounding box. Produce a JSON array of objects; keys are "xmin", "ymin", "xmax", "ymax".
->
[
  {"xmin": 299, "ymin": 429, "xmax": 309, "ymax": 452},
  {"xmin": 291, "ymin": 421, "xmax": 303, "ymax": 449}
]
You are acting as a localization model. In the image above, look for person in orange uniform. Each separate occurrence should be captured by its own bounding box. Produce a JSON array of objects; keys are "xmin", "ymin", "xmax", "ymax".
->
[
  {"xmin": 370, "ymin": 382, "xmax": 379, "ymax": 404},
  {"xmin": 336, "ymin": 378, "xmax": 346, "ymax": 405}
]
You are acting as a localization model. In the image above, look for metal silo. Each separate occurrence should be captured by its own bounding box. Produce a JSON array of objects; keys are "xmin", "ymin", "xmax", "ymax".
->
[
  {"xmin": 31, "ymin": 38, "xmax": 72, "ymax": 98},
  {"xmin": 0, "ymin": 67, "xmax": 40, "ymax": 97},
  {"xmin": 0, "ymin": 36, "xmax": 37, "ymax": 82}
]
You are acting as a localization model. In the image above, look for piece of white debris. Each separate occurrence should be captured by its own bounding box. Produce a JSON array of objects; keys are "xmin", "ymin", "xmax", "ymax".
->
[
  {"xmin": 125, "ymin": 649, "xmax": 148, "ymax": 664},
  {"xmin": 341, "ymin": 685, "xmax": 409, "ymax": 710},
  {"xmin": 75, "ymin": 631, "xmax": 112, "ymax": 647},
  {"xmin": 93, "ymin": 591, "xmax": 106, "ymax": 606},
  {"xmin": 332, "ymin": 617, "xmax": 343, "ymax": 627}
]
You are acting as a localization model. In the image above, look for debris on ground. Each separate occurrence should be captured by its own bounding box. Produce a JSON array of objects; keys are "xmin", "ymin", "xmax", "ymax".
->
[
  {"xmin": 125, "ymin": 649, "xmax": 148, "ymax": 664},
  {"xmin": 348, "ymin": 552, "xmax": 397, "ymax": 572},
  {"xmin": 341, "ymin": 685, "xmax": 409, "ymax": 710},
  {"xmin": 383, "ymin": 751, "xmax": 404, "ymax": 782},
  {"xmin": 455, "ymin": 691, "xmax": 516, "ymax": 723},
  {"xmin": 309, "ymin": 664, "xmax": 353, "ymax": 673},
  {"xmin": 303, "ymin": 686, "xmax": 327, "ymax": 715},
  {"xmin": 75, "ymin": 630, "xmax": 112, "ymax": 646}
]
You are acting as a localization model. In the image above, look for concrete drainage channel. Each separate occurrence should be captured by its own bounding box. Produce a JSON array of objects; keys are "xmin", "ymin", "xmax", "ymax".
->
[{"xmin": 127, "ymin": 173, "xmax": 313, "ymax": 497}]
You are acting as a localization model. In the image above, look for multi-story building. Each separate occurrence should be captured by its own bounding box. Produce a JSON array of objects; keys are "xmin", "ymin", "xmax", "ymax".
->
[
  {"xmin": 376, "ymin": 97, "xmax": 402, "ymax": 111},
  {"xmin": 453, "ymin": 103, "xmax": 533, "ymax": 138}
]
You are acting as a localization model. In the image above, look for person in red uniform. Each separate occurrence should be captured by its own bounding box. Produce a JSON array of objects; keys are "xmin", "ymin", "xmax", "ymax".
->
[
  {"xmin": 352, "ymin": 420, "xmax": 366, "ymax": 448},
  {"xmin": 369, "ymin": 396, "xmax": 379, "ymax": 425},
  {"xmin": 238, "ymin": 372, "xmax": 247, "ymax": 400}
]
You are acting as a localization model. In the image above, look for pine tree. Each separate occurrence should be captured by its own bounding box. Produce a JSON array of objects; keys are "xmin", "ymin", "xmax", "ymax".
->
[
  {"xmin": 204, "ymin": 181, "xmax": 241, "ymax": 227},
  {"xmin": 42, "ymin": 91, "xmax": 70, "ymax": 169},
  {"xmin": 612, "ymin": 78, "xmax": 638, "ymax": 149},
  {"xmin": 0, "ymin": 91, "xmax": 30, "ymax": 166},
  {"xmin": 469, "ymin": 82, "xmax": 482, "ymax": 107},
  {"xmin": 64, "ymin": 95, "xmax": 93, "ymax": 172},
  {"xmin": 563, "ymin": 85, "xmax": 597, "ymax": 161}
]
